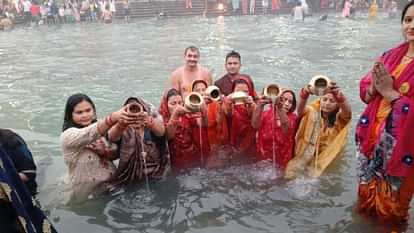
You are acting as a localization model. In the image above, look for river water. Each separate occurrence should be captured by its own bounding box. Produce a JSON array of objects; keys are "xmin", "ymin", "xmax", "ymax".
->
[{"xmin": 0, "ymin": 12, "xmax": 411, "ymax": 233}]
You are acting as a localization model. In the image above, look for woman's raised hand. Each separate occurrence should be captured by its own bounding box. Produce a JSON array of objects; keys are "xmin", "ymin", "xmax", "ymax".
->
[
  {"xmin": 372, "ymin": 62, "xmax": 396, "ymax": 97},
  {"xmin": 257, "ymin": 95, "xmax": 271, "ymax": 108},
  {"xmin": 112, "ymin": 106, "xmax": 137, "ymax": 126}
]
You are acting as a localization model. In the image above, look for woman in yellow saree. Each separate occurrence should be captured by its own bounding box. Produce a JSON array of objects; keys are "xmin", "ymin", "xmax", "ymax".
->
[{"xmin": 285, "ymin": 81, "xmax": 351, "ymax": 179}]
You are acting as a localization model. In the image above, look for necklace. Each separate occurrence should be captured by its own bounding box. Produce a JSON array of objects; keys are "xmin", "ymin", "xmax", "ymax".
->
[{"xmin": 404, "ymin": 54, "xmax": 414, "ymax": 59}]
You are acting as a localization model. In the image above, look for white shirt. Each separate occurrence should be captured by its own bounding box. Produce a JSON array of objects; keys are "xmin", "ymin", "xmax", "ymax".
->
[
  {"xmin": 22, "ymin": 0, "xmax": 32, "ymax": 12},
  {"xmin": 293, "ymin": 6, "xmax": 304, "ymax": 21}
]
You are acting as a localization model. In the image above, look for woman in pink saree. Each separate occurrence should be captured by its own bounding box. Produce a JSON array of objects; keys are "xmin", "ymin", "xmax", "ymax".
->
[
  {"xmin": 342, "ymin": 0, "xmax": 352, "ymax": 17},
  {"xmin": 356, "ymin": 1, "xmax": 414, "ymax": 222}
]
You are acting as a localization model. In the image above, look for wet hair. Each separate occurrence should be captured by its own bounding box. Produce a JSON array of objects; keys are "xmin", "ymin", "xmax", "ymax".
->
[
  {"xmin": 124, "ymin": 97, "xmax": 140, "ymax": 106},
  {"xmin": 192, "ymin": 79, "xmax": 208, "ymax": 91},
  {"xmin": 326, "ymin": 108, "xmax": 339, "ymax": 128},
  {"xmin": 184, "ymin": 46, "xmax": 199, "ymax": 56},
  {"xmin": 401, "ymin": 1, "xmax": 414, "ymax": 23},
  {"xmin": 232, "ymin": 78, "xmax": 249, "ymax": 91},
  {"xmin": 62, "ymin": 93, "xmax": 96, "ymax": 132},
  {"xmin": 225, "ymin": 50, "xmax": 241, "ymax": 63},
  {"xmin": 166, "ymin": 88, "xmax": 182, "ymax": 102},
  {"xmin": 123, "ymin": 96, "xmax": 150, "ymax": 112},
  {"xmin": 296, "ymin": 0, "xmax": 302, "ymax": 6}
]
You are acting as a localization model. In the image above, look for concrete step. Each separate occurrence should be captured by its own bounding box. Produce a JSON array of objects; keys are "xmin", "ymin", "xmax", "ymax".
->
[{"xmin": 114, "ymin": 0, "xmax": 299, "ymax": 18}]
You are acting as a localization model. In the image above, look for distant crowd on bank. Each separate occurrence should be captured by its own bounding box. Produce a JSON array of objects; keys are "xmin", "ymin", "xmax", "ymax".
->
[{"xmin": 0, "ymin": 0, "xmax": 131, "ymax": 28}]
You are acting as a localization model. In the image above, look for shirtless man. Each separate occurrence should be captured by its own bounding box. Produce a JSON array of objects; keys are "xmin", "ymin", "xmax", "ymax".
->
[{"xmin": 170, "ymin": 46, "xmax": 213, "ymax": 98}]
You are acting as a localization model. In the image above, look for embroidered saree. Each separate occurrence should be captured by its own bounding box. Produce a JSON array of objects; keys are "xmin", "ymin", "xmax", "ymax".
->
[{"xmin": 356, "ymin": 42, "xmax": 414, "ymax": 221}]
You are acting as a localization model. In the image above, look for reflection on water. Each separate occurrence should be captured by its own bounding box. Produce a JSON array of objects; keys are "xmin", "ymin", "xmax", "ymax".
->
[{"xmin": 0, "ymin": 13, "xmax": 412, "ymax": 232}]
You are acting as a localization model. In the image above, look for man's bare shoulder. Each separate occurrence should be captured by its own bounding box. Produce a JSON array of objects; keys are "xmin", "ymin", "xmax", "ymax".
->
[
  {"xmin": 198, "ymin": 65, "xmax": 211, "ymax": 74},
  {"xmin": 171, "ymin": 66, "xmax": 185, "ymax": 78}
]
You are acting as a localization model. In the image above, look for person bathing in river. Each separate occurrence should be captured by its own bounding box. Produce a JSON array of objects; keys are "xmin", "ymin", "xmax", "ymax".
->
[
  {"xmin": 342, "ymin": 0, "xmax": 352, "ymax": 18},
  {"xmin": 60, "ymin": 93, "xmax": 135, "ymax": 203},
  {"xmin": 101, "ymin": 4, "xmax": 112, "ymax": 23},
  {"xmin": 159, "ymin": 88, "xmax": 210, "ymax": 170},
  {"xmin": 285, "ymin": 80, "xmax": 351, "ymax": 179},
  {"xmin": 108, "ymin": 97, "xmax": 167, "ymax": 186},
  {"xmin": 252, "ymin": 88, "xmax": 298, "ymax": 169},
  {"xmin": 368, "ymin": 0, "xmax": 378, "ymax": 20},
  {"xmin": 191, "ymin": 80, "xmax": 228, "ymax": 151},
  {"xmin": 170, "ymin": 46, "xmax": 213, "ymax": 99},
  {"xmin": 0, "ymin": 144, "xmax": 58, "ymax": 233},
  {"xmin": 0, "ymin": 129, "xmax": 38, "ymax": 196},
  {"xmin": 191, "ymin": 79, "xmax": 231, "ymax": 168},
  {"xmin": 222, "ymin": 78, "xmax": 257, "ymax": 160}
]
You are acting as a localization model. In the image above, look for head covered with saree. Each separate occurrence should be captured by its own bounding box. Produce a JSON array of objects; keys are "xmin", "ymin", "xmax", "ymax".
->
[
  {"xmin": 232, "ymin": 77, "xmax": 255, "ymax": 97},
  {"xmin": 159, "ymin": 88, "xmax": 182, "ymax": 121},
  {"xmin": 124, "ymin": 97, "xmax": 150, "ymax": 110},
  {"xmin": 0, "ymin": 145, "xmax": 57, "ymax": 233},
  {"xmin": 112, "ymin": 96, "xmax": 168, "ymax": 185},
  {"xmin": 277, "ymin": 88, "xmax": 297, "ymax": 114},
  {"xmin": 191, "ymin": 79, "xmax": 208, "ymax": 94}
]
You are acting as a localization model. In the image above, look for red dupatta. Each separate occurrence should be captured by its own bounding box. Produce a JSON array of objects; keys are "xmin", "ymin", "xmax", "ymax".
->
[
  {"xmin": 159, "ymin": 89, "xmax": 210, "ymax": 169},
  {"xmin": 229, "ymin": 78, "xmax": 257, "ymax": 157}
]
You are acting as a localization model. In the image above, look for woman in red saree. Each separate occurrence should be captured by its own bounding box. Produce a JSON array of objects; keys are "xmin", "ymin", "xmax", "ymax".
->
[
  {"xmin": 223, "ymin": 78, "xmax": 257, "ymax": 160},
  {"xmin": 159, "ymin": 88, "xmax": 210, "ymax": 170},
  {"xmin": 252, "ymin": 89, "xmax": 297, "ymax": 168},
  {"xmin": 191, "ymin": 79, "xmax": 229, "ymax": 150},
  {"xmin": 356, "ymin": 1, "xmax": 414, "ymax": 222}
]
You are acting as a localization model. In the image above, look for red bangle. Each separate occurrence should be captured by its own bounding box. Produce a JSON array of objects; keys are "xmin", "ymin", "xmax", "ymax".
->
[
  {"xmin": 334, "ymin": 93, "xmax": 346, "ymax": 103},
  {"xmin": 300, "ymin": 88, "xmax": 310, "ymax": 99}
]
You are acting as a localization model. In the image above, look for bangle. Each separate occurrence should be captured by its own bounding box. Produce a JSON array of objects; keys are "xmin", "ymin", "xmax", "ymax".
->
[
  {"xmin": 300, "ymin": 88, "xmax": 310, "ymax": 99},
  {"xmin": 105, "ymin": 114, "xmax": 114, "ymax": 126}
]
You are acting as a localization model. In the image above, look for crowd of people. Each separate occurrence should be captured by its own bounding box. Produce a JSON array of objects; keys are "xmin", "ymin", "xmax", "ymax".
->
[
  {"xmin": 56, "ymin": 0, "xmax": 414, "ymax": 221},
  {"xmin": 0, "ymin": 0, "xmax": 399, "ymax": 30},
  {"xmin": 340, "ymin": 0, "xmax": 398, "ymax": 18},
  {"xmin": 2, "ymin": 1, "xmax": 414, "ymax": 232},
  {"xmin": 0, "ymin": 0, "xmax": 131, "ymax": 28},
  {"xmin": 56, "ymin": 47, "xmax": 352, "ymax": 204}
]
